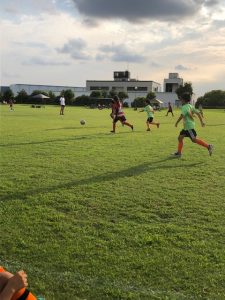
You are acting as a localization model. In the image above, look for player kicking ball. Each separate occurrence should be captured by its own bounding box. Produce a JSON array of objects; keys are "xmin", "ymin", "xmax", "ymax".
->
[
  {"xmin": 140, "ymin": 99, "xmax": 160, "ymax": 131},
  {"xmin": 172, "ymin": 92, "xmax": 213, "ymax": 158},
  {"xmin": 111, "ymin": 96, "xmax": 133, "ymax": 133}
]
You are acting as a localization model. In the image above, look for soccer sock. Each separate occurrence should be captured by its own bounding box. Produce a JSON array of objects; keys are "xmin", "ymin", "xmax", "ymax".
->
[
  {"xmin": 178, "ymin": 141, "xmax": 183, "ymax": 153},
  {"xmin": 195, "ymin": 139, "xmax": 208, "ymax": 148},
  {"xmin": 12, "ymin": 288, "xmax": 37, "ymax": 300}
]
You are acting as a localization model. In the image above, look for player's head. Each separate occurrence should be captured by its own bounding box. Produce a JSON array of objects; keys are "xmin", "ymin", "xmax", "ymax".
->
[
  {"xmin": 145, "ymin": 99, "xmax": 150, "ymax": 105},
  {"xmin": 181, "ymin": 93, "xmax": 191, "ymax": 103},
  {"xmin": 113, "ymin": 95, "xmax": 119, "ymax": 102},
  {"xmin": 111, "ymin": 99, "xmax": 115, "ymax": 104}
]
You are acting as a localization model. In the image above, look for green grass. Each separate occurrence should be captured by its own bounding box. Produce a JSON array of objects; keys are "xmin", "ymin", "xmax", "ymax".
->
[{"xmin": 0, "ymin": 104, "xmax": 225, "ymax": 299}]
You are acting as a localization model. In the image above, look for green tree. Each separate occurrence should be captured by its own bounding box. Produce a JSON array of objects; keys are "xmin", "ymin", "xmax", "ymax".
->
[
  {"xmin": 196, "ymin": 90, "xmax": 225, "ymax": 108},
  {"xmin": 90, "ymin": 91, "xmax": 102, "ymax": 98},
  {"xmin": 146, "ymin": 92, "xmax": 156, "ymax": 100},
  {"xmin": 118, "ymin": 91, "xmax": 128, "ymax": 100},
  {"xmin": 109, "ymin": 90, "xmax": 117, "ymax": 98},
  {"xmin": 101, "ymin": 90, "xmax": 108, "ymax": 98},
  {"xmin": 131, "ymin": 97, "xmax": 146, "ymax": 108},
  {"xmin": 15, "ymin": 89, "xmax": 29, "ymax": 104},
  {"xmin": 3, "ymin": 88, "xmax": 14, "ymax": 101},
  {"xmin": 30, "ymin": 90, "xmax": 49, "ymax": 97},
  {"xmin": 176, "ymin": 82, "xmax": 193, "ymax": 99},
  {"xmin": 48, "ymin": 91, "xmax": 56, "ymax": 100}
]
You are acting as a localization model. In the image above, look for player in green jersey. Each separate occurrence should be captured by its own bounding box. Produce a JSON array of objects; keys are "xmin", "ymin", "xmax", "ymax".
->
[
  {"xmin": 140, "ymin": 99, "xmax": 160, "ymax": 131},
  {"xmin": 172, "ymin": 93, "xmax": 213, "ymax": 157}
]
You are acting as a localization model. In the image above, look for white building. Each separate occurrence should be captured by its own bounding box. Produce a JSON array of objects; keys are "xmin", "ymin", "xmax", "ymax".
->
[
  {"xmin": 87, "ymin": 71, "xmax": 182, "ymax": 107},
  {"xmin": 9, "ymin": 84, "xmax": 88, "ymax": 98},
  {"xmin": 164, "ymin": 73, "xmax": 183, "ymax": 93},
  {"xmin": 5, "ymin": 72, "xmax": 184, "ymax": 107}
]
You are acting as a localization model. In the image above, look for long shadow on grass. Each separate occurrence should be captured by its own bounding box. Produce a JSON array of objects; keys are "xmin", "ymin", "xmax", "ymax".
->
[
  {"xmin": 1, "ymin": 159, "xmax": 204, "ymax": 202},
  {"xmin": 0, "ymin": 132, "xmax": 142, "ymax": 147},
  {"xmin": 0, "ymin": 133, "xmax": 112, "ymax": 147}
]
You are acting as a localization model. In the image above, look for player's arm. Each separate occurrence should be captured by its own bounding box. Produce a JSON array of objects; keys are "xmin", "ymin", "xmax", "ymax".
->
[
  {"xmin": 196, "ymin": 112, "xmax": 205, "ymax": 127},
  {"xmin": 0, "ymin": 271, "xmax": 28, "ymax": 300},
  {"xmin": 175, "ymin": 114, "xmax": 183, "ymax": 127}
]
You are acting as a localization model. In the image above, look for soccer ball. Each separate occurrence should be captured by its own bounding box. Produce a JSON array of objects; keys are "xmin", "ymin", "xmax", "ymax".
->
[{"xmin": 80, "ymin": 119, "xmax": 86, "ymax": 125}]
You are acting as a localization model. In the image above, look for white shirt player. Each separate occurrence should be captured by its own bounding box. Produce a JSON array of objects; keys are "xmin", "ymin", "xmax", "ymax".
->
[{"xmin": 60, "ymin": 96, "xmax": 65, "ymax": 106}]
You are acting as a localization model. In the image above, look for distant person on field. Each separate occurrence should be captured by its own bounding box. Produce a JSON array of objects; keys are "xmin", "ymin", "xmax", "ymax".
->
[
  {"xmin": 166, "ymin": 102, "xmax": 174, "ymax": 116},
  {"xmin": 0, "ymin": 266, "xmax": 36, "ymax": 299},
  {"xmin": 172, "ymin": 92, "xmax": 213, "ymax": 158},
  {"xmin": 9, "ymin": 99, "xmax": 14, "ymax": 111},
  {"xmin": 111, "ymin": 96, "xmax": 133, "ymax": 133},
  {"xmin": 59, "ymin": 94, "xmax": 65, "ymax": 115},
  {"xmin": 140, "ymin": 99, "xmax": 160, "ymax": 131}
]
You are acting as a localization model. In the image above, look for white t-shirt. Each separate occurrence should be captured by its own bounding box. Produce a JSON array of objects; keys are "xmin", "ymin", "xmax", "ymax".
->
[{"xmin": 60, "ymin": 97, "xmax": 65, "ymax": 106}]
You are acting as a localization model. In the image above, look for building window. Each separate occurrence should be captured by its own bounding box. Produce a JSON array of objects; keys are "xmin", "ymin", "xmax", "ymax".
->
[
  {"xmin": 127, "ymin": 87, "xmax": 147, "ymax": 91},
  {"xmin": 90, "ymin": 86, "xmax": 109, "ymax": 91}
]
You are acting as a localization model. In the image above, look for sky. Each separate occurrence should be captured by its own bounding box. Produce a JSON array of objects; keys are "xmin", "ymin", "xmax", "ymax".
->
[{"xmin": 0, "ymin": 0, "xmax": 225, "ymax": 98}]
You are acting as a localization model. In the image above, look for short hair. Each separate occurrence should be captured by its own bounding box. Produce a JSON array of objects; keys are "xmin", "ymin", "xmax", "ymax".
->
[
  {"xmin": 145, "ymin": 99, "xmax": 150, "ymax": 104},
  {"xmin": 181, "ymin": 92, "xmax": 191, "ymax": 102},
  {"xmin": 113, "ymin": 95, "xmax": 119, "ymax": 101}
]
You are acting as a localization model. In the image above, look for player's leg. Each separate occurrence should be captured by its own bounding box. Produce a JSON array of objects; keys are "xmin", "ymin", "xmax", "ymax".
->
[
  {"xmin": 149, "ymin": 118, "xmax": 160, "ymax": 128},
  {"xmin": 146, "ymin": 119, "xmax": 150, "ymax": 131},
  {"xmin": 190, "ymin": 130, "xmax": 213, "ymax": 155},
  {"xmin": 121, "ymin": 116, "xmax": 133, "ymax": 130},
  {"xmin": 111, "ymin": 117, "xmax": 118, "ymax": 133},
  {"xmin": 172, "ymin": 131, "xmax": 185, "ymax": 157}
]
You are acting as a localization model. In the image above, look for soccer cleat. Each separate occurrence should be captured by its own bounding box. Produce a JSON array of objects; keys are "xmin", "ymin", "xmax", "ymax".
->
[
  {"xmin": 110, "ymin": 130, "xmax": 115, "ymax": 133},
  {"xmin": 157, "ymin": 123, "xmax": 160, "ymax": 128},
  {"xmin": 171, "ymin": 152, "xmax": 181, "ymax": 158},
  {"xmin": 208, "ymin": 144, "xmax": 214, "ymax": 156},
  {"xmin": 131, "ymin": 125, "xmax": 134, "ymax": 131},
  {"xmin": 146, "ymin": 128, "xmax": 151, "ymax": 131}
]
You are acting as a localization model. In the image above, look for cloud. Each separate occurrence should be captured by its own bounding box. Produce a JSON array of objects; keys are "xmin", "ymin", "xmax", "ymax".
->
[
  {"xmin": 175, "ymin": 64, "xmax": 191, "ymax": 71},
  {"xmin": 150, "ymin": 62, "xmax": 162, "ymax": 68},
  {"xmin": 98, "ymin": 44, "xmax": 146, "ymax": 63},
  {"xmin": 72, "ymin": 0, "xmax": 220, "ymax": 23},
  {"xmin": 57, "ymin": 38, "xmax": 91, "ymax": 60},
  {"xmin": 23, "ymin": 57, "xmax": 70, "ymax": 66}
]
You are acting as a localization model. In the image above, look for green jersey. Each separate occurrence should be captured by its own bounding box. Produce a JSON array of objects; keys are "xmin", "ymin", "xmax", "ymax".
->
[
  {"xmin": 144, "ymin": 105, "xmax": 154, "ymax": 118},
  {"xmin": 181, "ymin": 103, "xmax": 199, "ymax": 130}
]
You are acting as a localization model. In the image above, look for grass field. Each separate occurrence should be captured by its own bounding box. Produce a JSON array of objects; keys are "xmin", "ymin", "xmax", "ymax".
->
[{"xmin": 0, "ymin": 104, "xmax": 225, "ymax": 299}]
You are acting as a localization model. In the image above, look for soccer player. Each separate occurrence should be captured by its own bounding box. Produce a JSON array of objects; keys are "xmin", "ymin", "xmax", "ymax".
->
[
  {"xmin": 140, "ymin": 99, "xmax": 160, "ymax": 131},
  {"xmin": 172, "ymin": 92, "xmax": 213, "ymax": 157},
  {"xmin": 166, "ymin": 102, "xmax": 174, "ymax": 116},
  {"xmin": 59, "ymin": 94, "xmax": 65, "ymax": 115},
  {"xmin": 111, "ymin": 96, "xmax": 133, "ymax": 133},
  {"xmin": 9, "ymin": 99, "xmax": 14, "ymax": 111}
]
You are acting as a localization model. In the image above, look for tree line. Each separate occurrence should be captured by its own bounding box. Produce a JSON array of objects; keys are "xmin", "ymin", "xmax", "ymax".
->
[{"xmin": 1, "ymin": 83, "xmax": 225, "ymax": 108}]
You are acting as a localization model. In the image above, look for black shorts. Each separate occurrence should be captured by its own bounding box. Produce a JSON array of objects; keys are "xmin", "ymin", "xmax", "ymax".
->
[
  {"xmin": 147, "ymin": 117, "xmax": 153, "ymax": 123},
  {"xmin": 114, "ymin": 115, "xmax": 126, "ymax": 123},
  {"xmin": 180, "ymin": 129, "xmax": 197, "ymax": 140}
]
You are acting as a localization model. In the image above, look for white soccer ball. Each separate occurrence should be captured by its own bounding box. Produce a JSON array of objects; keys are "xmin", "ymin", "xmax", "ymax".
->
[{"xmin": 80, "ymin": 119, "xmax": 86, "ymax": 125}]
